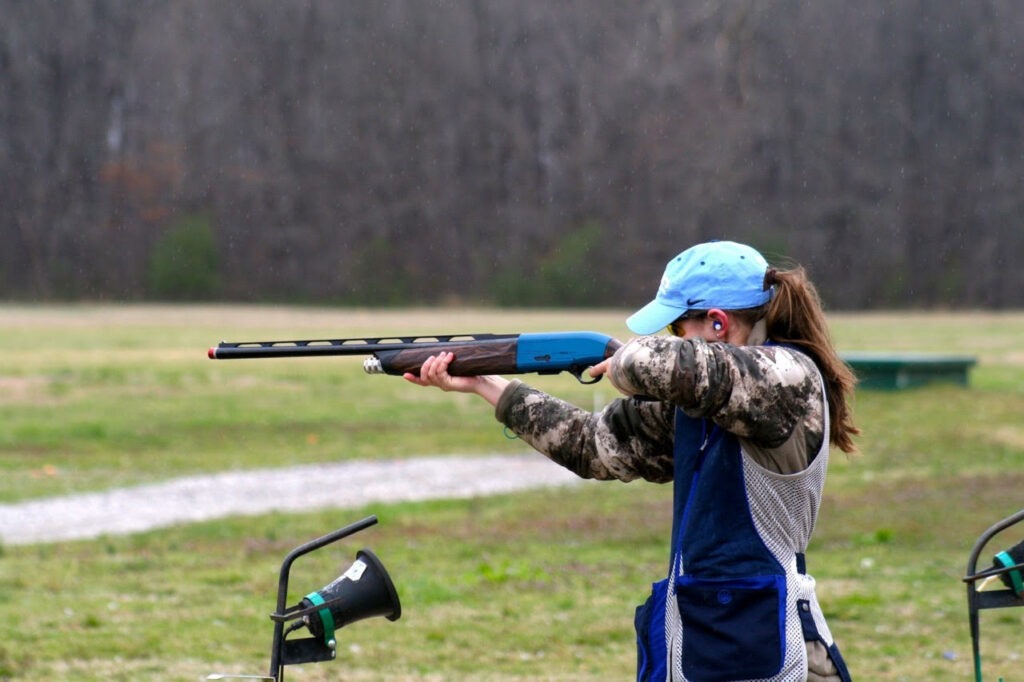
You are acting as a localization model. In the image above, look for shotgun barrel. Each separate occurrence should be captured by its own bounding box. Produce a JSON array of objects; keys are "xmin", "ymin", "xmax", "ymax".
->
[{"xmin": 209, "ymin": 331, "xmax": 622, "ymax": 384}]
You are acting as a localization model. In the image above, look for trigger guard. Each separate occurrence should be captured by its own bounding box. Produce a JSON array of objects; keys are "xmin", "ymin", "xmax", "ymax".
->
[{"xmin": 572, "ymin": 367, "xmax": 602, "ymax": 385}]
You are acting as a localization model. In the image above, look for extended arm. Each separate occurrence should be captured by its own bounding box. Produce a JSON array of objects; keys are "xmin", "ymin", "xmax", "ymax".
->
[
  {"xmin": 404, "ymin": 352, "xmax": 676, "ymax": 483},
  {"xmin": 497, "ymin": 381, "xmax": 677, "ymax": 483}
]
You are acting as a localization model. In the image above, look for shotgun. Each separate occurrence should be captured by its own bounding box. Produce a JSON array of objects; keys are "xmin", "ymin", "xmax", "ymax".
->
[{"xmin": 208, "ymin": 331, "xmax": 621, "ymax": 384}]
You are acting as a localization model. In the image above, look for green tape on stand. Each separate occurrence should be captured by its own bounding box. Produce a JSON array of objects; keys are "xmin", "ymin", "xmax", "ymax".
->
[
  {"xmin": 305, "ymin": 591, "xmax": 336, "ymax": 646},
  {"xmin": 994, "ymin": 550, "xmax": 1024, "ymax": 596}
]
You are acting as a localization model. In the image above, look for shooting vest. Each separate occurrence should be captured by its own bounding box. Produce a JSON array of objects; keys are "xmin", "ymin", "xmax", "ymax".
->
[{"xmin": 634, "ymin": 398, "xmax": 851, "ymax": 681}]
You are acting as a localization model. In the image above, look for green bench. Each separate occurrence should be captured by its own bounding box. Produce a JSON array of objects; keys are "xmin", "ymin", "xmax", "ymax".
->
[{"xmin": 841, "ymin": 352, "xmax": 978, "ymax": 390}]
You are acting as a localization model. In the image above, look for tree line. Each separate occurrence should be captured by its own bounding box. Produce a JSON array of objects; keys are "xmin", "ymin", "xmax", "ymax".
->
[{"xmin": 1, "ymin": 0, "xmax": 1022, "ymax": 309}]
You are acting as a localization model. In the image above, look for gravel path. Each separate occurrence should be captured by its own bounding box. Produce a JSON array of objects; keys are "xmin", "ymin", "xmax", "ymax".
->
[{"xmin": 0, "ymin": 455, "xmax": 581, "ymax": 546}]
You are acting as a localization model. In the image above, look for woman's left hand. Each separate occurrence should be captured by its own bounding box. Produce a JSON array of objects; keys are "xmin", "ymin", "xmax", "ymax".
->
[{"xmin": 403, "ymin": 352, "xmax": 510, "ymax": 406}]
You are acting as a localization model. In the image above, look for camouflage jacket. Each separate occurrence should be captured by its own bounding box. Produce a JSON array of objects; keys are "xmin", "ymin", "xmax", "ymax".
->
[{"xmin": 494, "ymin": 336, "xmax": 827, "ymax": 481}]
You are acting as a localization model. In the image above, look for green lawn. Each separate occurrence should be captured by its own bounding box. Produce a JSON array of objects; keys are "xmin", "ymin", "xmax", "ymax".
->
[{"xmin": 0, "ymin": 305, "xmax": 1022, "ymax": 681}]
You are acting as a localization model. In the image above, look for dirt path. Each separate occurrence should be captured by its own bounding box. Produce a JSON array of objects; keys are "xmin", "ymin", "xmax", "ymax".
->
[{"xmin": 0, "ymin": 455, "xmax": 580, "ymax": 545}]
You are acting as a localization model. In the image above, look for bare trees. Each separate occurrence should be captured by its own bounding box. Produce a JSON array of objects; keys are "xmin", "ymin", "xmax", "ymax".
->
[{"xmin": 0, "ymin": 0, "xmax": 1021, "ymax": 308}]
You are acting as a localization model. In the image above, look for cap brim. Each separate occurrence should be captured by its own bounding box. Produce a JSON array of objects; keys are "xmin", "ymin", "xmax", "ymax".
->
[{"xmin": 626, "ymin": 299, "xmax": 686, "ymax": 335}]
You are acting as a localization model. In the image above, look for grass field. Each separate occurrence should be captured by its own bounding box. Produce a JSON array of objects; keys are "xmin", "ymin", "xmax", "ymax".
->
[{"xmin": 1, "ymin": 305, "xmax": 1023, "ymax": 681}]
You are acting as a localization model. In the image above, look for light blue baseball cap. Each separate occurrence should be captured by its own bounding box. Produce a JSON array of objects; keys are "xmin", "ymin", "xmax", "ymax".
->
[{"xmin": 626, "ymin": 241, "xmax": 773, "ymax": 334}]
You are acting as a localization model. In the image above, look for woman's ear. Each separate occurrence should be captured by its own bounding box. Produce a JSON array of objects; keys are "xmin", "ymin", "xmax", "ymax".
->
[{"xmin": 707, "ymin": 309, "xmax": 728, "ymax": 337}]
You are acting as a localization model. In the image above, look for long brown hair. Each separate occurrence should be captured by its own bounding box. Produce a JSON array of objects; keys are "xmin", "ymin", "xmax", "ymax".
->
[{"xmin": 738, "ymin": 265, "xmax": 860, "ymax": 453}]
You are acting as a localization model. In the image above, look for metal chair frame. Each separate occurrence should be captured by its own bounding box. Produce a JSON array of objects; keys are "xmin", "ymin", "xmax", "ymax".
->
[{"xmin": 963, "ymin": 508, "xmax": 1024, "ymax": 682}]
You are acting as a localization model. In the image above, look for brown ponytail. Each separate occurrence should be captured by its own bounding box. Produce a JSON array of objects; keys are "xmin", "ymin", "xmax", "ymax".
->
[{"xmin": 763, "ymin": 265, "xmax": 860, "ymax": 453}]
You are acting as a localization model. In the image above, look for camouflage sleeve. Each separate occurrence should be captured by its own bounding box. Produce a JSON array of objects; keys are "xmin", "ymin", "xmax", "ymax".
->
[
  {"xmin": 608, "ymin": 336, "xmax": 825, "ymax": 453},
  {"xmin": 494, "ymin": 380, "xmax": 676, "ymax": 483}
]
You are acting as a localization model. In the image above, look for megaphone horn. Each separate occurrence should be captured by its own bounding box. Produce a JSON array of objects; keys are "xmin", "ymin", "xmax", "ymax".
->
[{"xmin": 299, "ymin": 548, "xmax": 401, "ymax": 646}]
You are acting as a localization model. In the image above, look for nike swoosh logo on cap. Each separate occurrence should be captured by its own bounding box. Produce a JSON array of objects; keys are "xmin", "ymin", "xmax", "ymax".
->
[{"xmin": 686, "ymin": 297, "xmax": 705, "ymax": 306}]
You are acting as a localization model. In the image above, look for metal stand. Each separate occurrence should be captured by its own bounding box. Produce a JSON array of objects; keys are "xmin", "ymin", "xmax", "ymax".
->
[
  {"xmin": 267, "ymin": 515, "xmax": 379, "ymax": 681},
  {"xmin": 963, "ymin": 509, "xmax": 1024, "ymax": 682}
]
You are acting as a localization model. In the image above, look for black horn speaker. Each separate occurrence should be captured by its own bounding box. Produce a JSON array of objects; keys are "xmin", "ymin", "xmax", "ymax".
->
[{"xmin": 299, "ymin": 548, "xmax": 401, "ymax": 645}]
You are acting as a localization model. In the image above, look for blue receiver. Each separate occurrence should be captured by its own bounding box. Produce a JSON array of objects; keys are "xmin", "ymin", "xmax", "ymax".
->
[{"xmin": 514, "ymin": 331, "xmax": 617, "ymax": 374}]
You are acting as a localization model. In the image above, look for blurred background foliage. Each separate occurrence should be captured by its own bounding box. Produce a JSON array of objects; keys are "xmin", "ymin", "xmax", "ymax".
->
[{"xmin": 1, "ymin": 0, "xmax": 1022, "ymax": 309}]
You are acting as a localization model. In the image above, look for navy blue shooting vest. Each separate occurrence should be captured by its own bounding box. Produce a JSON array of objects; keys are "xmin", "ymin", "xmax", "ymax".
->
[{"xmin": 635, "ymin": 410, "xmax": 789, "ymax": 682}]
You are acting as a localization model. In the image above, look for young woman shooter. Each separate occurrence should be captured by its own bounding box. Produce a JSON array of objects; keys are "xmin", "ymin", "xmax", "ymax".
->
[{"xmin": 405, "ymin": 240, "xmax": 858, "ymax": 682}]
